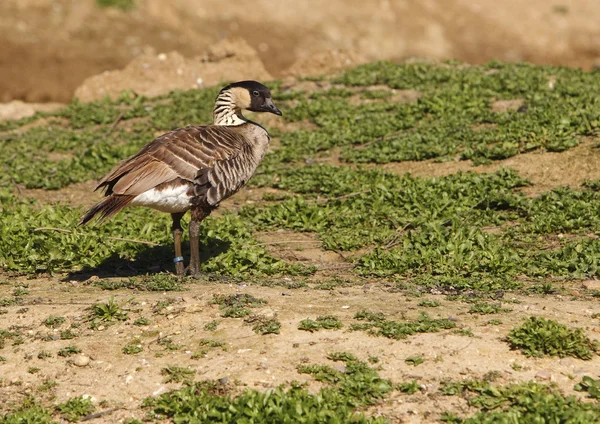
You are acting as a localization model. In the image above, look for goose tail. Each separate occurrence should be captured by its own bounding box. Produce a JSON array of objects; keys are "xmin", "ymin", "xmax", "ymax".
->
[{"xmin": 78, "ymin": 195, "xmax": 133, "ymax": 226}]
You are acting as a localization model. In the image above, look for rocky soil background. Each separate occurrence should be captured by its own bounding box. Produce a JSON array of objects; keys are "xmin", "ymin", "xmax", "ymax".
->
[{"xmin": 2, "ymin": 0, "xmax": 600, "ymax": 107}]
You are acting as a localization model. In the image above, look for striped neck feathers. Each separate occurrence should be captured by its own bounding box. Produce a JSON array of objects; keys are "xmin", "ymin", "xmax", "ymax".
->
[{"xmin": 213, "ymin": 87, "xmax": 250, "ymax": 126}]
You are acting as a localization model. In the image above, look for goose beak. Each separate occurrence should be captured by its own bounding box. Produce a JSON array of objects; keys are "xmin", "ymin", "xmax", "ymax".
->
[{"xmin": 264, "ymin": 98, "xmax": 282, "ymax": 116}]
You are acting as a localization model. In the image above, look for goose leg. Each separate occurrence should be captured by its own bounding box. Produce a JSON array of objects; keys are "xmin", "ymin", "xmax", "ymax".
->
[
  {"xmin": 188, "ymin": 206, "xmax": 209, "ymax": 276},
  {"xmin": 171, "ymin": 213, "xmax": 185, "ymax": 276}
]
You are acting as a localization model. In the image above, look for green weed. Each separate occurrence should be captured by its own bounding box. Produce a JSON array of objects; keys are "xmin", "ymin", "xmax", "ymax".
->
[
  {"xmin": 57, "ymin": 346, "xmax": 81, "ymax": 357},
  {"xmin": 42, "ymin": 316, "xmax": 66, "ymax": 329},
  {"xmin": 0, "ymin": 398, "xmax": 56, "ymax": 424},
  {"xmin": 298, "ymin": 315, "xmax": 344, "ymax": 332},
  {"xmin": 506, "ymin": 316, "xmax": 598, "ymax": 359},
  {"xmin": 56, "ymin": 396, "xmax": 95, "ymax": 422},
  {"xmin": 212, "ymin": 294, "xmax": 266, "ymax": 318},
  {"xmin": 161, "ymin": 366, "xmax": 195, "ymax": 384},
  {"xmin": 351, "ymin": 311, "xmax": 455, "ymax": 340}
]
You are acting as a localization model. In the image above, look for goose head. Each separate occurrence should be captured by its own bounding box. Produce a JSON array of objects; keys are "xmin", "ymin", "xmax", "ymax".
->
[{"xmin": 219, "ymin": 80, "xmax": 282, "ymax": 116}]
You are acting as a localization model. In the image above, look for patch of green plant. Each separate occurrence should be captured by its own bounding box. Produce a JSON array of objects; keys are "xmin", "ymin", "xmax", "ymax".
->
[
  {"xmin": 0, "ymin": 195, "xmax": 311, "ymax": 276},
  {"xmin": 146, "ymin": 365, "xmax": 388, "ymax": 423},
  {"xmin": 298, "ymin": 315, "xmax": 344, "ymax": 332},
  {"xmin": 417, "ymin": 299, "xmax": 441, "ymax": 307},
  {"xmin": 453, "ymin": 329, "xmax": 475, "ymax": 337},
  {"xmin": 574, "ymin": 376, "xmax": 600, "ymax": 400},
  {"xmin": 203, "ymin": 320, "xmax": 220, "ymax": 331},
  {"xmin": 28, "ymin": 367, "xmax": 41, "ymax": 374},
  {"xmin": 351, "ymin": 311, "xmax": 455, "ymax": 340},
  {"xmin": 0, "ymin": 329, "xmax": 21, "ymax": 349},
  {"xmin": 133, "ymin": 317, "xmax": 150, "ymax": 326},
  {"xmin": 506, "ymin": 316, "xmax": 598, "ymax": 359},
  {"xmin": 158, "ymin": 337, "xmax": 181, "ymax": 351},
  {"xmin": 405, "ymin": 356, "xmax": 424, "ymax": 366},
  {"xmin": 0, "ymin": 298, "xmax": 15, "ymax": 307},
  {"xmin": 60, "ymin": 329, "xmax": 76, "ymax": 340},
  {"xmin": 123, "ymin": 343, "xmax": 143, "ymax": 355},
  {"xmin": 38, "ymin": 380, "xmax": 58, "ymax": 392},
  {"xmin": 296, "ymin": 352, "xmax": 393, "ymax": 406},
  {"xmin": 583, "ymin": 179, "xmax": 600, "ymax": 192},
  {"xmin": 0, "ymin": 397, "xmax": 56, "ymax": 424},
  {"xmin": 96, "ymin": 0, "xmax": 134, "ymax": 9},
  {"xmin": 244, "ymin": 315, "xmax": 281, "ymax": 335},
  {"xmin": 212, "ymin": 293, "xmax": 267, "ymax": 318},
  {"xmin": 161, "ymin": 366, "xmax": 195, "ymax": 384},
  {"xmin": 88, "ymin": 297, "xmax": 128, "ymax": 327},
  {"xmin": 398, "ymin": 381, "xmax": 421, "ymax": 394},
  {"xmin": 94, "ymin": 273, "xmax": 185, "ymax": 291},
  {"xmin": 333, "ymin": 61, "xmax": 599, "ymax": 164},
  {"xmin": 58, "ymin": 346, "xmax": 81, "ymax": 357},
  {"xmin": 449, "ymin": 381, "xmax": 600, "ymax": 422},
  {"xmin": 198, "ymin": 339, "xmax": 226, "ymax": 349},
  {"xmin": 42, "ymin": 315, "xmax": 66, "ymax": 329},
  {"xmin": 56, "ymin": 396, "xmax": 95, "ymax": 422}
]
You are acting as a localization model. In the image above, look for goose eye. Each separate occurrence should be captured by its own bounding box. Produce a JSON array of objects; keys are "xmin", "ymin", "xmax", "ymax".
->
[{"xmin": 252, "ymin": 90, "xmax": 260, "ymax": 97}]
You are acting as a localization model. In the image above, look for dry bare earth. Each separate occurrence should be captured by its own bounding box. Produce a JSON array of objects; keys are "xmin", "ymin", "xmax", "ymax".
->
[{"xmin": 2, "ymin": 0, "xmax": 600, "ymax": 102}]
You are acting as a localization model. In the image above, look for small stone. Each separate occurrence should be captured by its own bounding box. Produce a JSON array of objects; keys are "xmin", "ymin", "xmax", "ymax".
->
[
  {"xmin": 71, "ymin": 354, "xmax": 91, "ymax": 367},
  {"xmin": 535, "ymin": 369, "xmax": 552, "ymax": 381},
  {"xmin": 97, "ymin": 325, "xmax": 105, "ymax": 331},
  {"xmin": 257, "ymin": 308, "xmax": 275, "ymax": 319}
]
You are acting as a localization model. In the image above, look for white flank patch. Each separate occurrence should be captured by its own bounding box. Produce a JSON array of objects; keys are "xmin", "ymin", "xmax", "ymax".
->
[{"xmin": 131, "ymin": 185, "xmax": 192, "ymax": 213}]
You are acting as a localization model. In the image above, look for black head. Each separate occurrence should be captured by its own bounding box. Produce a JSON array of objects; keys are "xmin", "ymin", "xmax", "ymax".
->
[{"xmin": 223, "ymin": 80, "xmax": 282, "ymax": 116}]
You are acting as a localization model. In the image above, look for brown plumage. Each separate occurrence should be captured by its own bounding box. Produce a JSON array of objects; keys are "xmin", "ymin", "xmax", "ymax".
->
[{"xmin": 79, "ymin": 80, "xmax": 282, "ymax": 275}]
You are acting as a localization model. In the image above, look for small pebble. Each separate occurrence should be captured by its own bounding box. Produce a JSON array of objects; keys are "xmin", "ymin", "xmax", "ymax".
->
[
  {"xmin": 71, "ymin": 354, "xmax": 91, "ymax": 367},
  {"xmin": 535, "ymin": 369, "xmax": 552, "ymax": 381}
]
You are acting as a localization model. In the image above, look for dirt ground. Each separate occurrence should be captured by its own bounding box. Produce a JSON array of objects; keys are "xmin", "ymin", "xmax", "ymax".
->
[
  {"xmin": 2, "ymin": 0, "xmax": 600, "ymax": 102},
  {"xmin": 1, "ymin": 264, "xmax": 600, "ymax": 422},
  {"xmin": 2, "ymin": 2, "xmax": 600, "ymax": 422}
]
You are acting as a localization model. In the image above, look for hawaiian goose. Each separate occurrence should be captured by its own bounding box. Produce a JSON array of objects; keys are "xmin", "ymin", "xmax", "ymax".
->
[{"xmin": 79, "ymin": 81, "xmax": 282, "ymax": 275}]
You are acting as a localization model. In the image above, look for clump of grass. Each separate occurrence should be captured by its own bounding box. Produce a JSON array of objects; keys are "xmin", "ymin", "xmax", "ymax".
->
[
  {"xmin": 42, "ymin": 315, "xmax": 66, "ymax": 328},
  {"xmin": 506, "ymin": 316, "xmax": 598, "ymax": 359},
  {"xmin": 158, "ymin": 337, "xmax": 181, "ymax": 351},
  {"xmin": 418, "ymin": 299, "xmax": 441, "ymax": 307},
  {"xmin": 56, "ymin": 396, "xmax": 95, "ymax": 422},
  {"xmin": 87, "ymin": 297, "xmax": 128, "ymax": 328},
  {"xmin": 203, "ymin": 320, "xmax": 220, "ymax": 331},
  {"xmin": 245, "ymin": 315, "xmax": 281, "ymax": 335},
  {"xmin": 575, "ymin": 376, "xmax": 600, "ymax": 400},
  {"xmin": 442, "ymin": 381, "xmax": 600, "ymax": 422},
  {"xmin": 133, "ymin": 317, "xmax": 150, "ymax": 326},
  {"xmin": 58, "ymin": 346, "xmax": 81, "ymax": 357},
  {"xmin": 212, "ymin": 294, "xmax": 266, "ymax": 318},
  {"xmin": 123, "ymin": 343, "xmax": 143, "ymax": 355},
  {"xmin": 161, "ymin": 366, "xmax": 195, "ymax": 384},
  {"xmin": 405, "ymin": 356, "xmax": 425, "ymax": 366},
  {"xmin": 398, "ymin": 381, "xmax": 421, "ymax": 394},
  {"xmin": 95, "ymin": 273, "xmax": 185, "ymax": 291},
  {"xmin": 351, "ymin": 311, "xmax": 455, "ymax": 340},
  {"xmin": 298, "ymin": 315, "xmax": 344, "ymax": 332},
  {"xmin": 96, "ymin": 0, "xmax": 134, "ymax": 10},
  {"xmin": 60, "ymin": 329, "xmax": 76, "ymax": 340},
  {"xmin": 146, "ymin": 353, "xmax": 390, "ymax": 423},
  {"xmin": 0, "ymin": 398, "xmax": 55, "ymax": 424}
]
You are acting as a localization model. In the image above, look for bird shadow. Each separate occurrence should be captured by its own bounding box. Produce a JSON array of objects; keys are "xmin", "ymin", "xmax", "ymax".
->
[{"xmin": 63, "ymin": 237, "xmax": 231, "ymax": 281}]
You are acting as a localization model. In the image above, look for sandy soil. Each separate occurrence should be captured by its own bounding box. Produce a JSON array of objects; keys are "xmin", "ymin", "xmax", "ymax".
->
[
  {"xmin": 1, "ymin": 273, "xmax": 599, "ymax": 423},
  {"xmin": 2, "ymin": 0, "xmax": 600, "ymax": 102}
]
